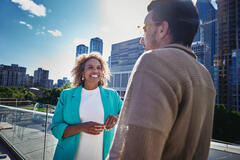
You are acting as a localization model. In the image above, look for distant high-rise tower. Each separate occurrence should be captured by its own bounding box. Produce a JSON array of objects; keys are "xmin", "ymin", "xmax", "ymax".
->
[
  {"xmin": 33, "ymin": 68, "xmax": 49, "ymax": 88},
  {"xmin": 215, "ymin": 0, "xmax": 240, "ymax": 110},
  {"xmin": 193, "ymin": 0, "xmax": 217, "ymax": 79},
  {"xmin": 76, "ymin": 44, "xmax": 88, "ymax": 57},
  {"xmin": 0, "ymin": 64, "xmax": 26, "ymax": 87},
  {"xmin": 191, "ymin": 41, "xmax": 210, "ymax": 66},
  {"xmin": 90, "ymin": 37, "xmax": 103, "ymax": 55},
  {"xmin": 57, "ymin": 77, "xmax": 70, "ymax": 87}
]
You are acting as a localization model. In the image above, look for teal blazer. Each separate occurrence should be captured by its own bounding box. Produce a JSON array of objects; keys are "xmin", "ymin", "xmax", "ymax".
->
[{"xmin": 51, "ymin": 85, "xmax": 122, "ymax": 160}]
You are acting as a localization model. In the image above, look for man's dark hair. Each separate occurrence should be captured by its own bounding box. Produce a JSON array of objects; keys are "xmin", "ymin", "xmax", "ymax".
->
[{"xmin": 147, "ymin": 0, "xmax": 199, "ymax": 47}]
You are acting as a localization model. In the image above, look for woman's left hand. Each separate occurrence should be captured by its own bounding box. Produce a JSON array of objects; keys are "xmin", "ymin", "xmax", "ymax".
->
[{"xmin": 105, "ymin": 115, "xmax": 119, "ymax": 130}]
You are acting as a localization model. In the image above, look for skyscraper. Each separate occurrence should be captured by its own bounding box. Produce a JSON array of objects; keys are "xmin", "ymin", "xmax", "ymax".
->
[
  {"xmin": 109, "ymin": 37, "xmax": 144, "ymax": 97},
  {"xmin": 76, "ymin": 44, "xmax": 88, "ymax": 57},
  {"xmin": 215, "ymin": 0, "xmax": 240, "ymax": 110},
  {"xmin": 25, "ymin": 74, "xmax": 33, "ymax": 87},
  {"xmin": 90, "ymin": 37, "xmax": 103, "ymax": 54},
  {"xmin": 0, "ymin": 64, "xmax": 26, "ymax": 87},
  {"xmin": 194, "ymin": 0, "xmax": 217, "ymax": 78},
  {"xmin": 191, "ymin": 41, "xmax": 211, "ymax": 68},
  {"xmin": 57, "ymin": 77, "xmax": 70, "ymax": 87},
  {"xmin": 33, "ymin": 68, "xmax": 49, "ymax": 89},
  {"xmin": 48, "ymin": 79, "xmax": 54, "ymax": 89}
]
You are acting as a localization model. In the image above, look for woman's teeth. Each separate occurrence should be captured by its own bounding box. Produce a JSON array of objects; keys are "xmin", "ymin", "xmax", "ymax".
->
[{"xmin": 91, "ymin": 75, "xmax": 98, "ymax": 78}]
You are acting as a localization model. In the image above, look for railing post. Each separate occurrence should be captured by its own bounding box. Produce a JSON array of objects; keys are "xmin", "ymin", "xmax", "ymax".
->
[{"xmin": 43, "ymin": 104, "xmax": 48, "ymax": 160}]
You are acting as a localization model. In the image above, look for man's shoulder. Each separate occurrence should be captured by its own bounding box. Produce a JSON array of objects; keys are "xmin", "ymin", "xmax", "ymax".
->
[
  {"xmin": 139, "ymin": 46, "xmax": 182, "ymax": 61},
  {"xmin": 135, "ymin": 47, "xmax": 180, "ymax": 69}
]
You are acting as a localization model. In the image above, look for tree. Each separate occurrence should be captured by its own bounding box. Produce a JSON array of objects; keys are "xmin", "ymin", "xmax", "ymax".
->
[
  {"xmin": 212, "ymin": 104, "xmax": 240, "ymax": 144},
  {"xmin": 0, "ymin": 86, "xmax": 35, "ymax": 100}
]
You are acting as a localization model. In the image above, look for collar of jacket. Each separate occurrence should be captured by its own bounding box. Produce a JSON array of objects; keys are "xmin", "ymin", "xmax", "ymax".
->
[{"xmin": 164, "ymin": 43, "xmax": 197, "ymax": 59}]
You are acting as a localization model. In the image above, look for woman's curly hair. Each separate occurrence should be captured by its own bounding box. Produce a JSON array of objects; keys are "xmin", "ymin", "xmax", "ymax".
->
[{"xmin": 71, "ymin": 52, "xmax": 110, "ymax": 88}]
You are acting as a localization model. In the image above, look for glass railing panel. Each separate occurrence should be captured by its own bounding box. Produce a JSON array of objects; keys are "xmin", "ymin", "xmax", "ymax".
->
[
  {"xmin": 43, "ymin": 113, "xmax": 57, "ymax": 160},
  {"xmin": 0, "ymin": 105, "xmax": 57, "ymax": 160}
]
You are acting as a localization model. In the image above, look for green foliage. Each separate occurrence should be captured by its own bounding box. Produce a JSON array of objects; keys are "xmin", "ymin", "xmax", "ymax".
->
[
  {"xmin": 213, "ymin": 104, "xmax": 240, "ymax": 144},
  {"xmin": 60, "ymin": 82, "xmax": 71, "ymax": 91},
  {"xmin": 37, "ymin": 82, "xmax": 71, "ymax": 105},
  {"xmin": 0, "ymin": 84, "xmax": 72, "ymax": 107},
  {"xmin": 0, "ymin": 86, "xmax": 36, "ymax": 101}
]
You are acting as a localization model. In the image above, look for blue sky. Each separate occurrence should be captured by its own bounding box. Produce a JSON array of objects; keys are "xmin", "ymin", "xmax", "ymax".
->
[
  {"xmin": 0, "ymin": 0, "xmax": 152, "ymax": 83},
  {"xmin": 0, "ymin": 0, "xmax": 103, "ymax": 82},
  {"xmin": 0, "ymin": 0, "xmax": 216, "ymax": 83}
]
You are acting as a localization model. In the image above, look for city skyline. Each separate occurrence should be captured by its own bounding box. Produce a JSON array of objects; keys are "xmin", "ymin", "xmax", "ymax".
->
[{"xmin": 0, "ymin": 0, "xmax": 215, "ymax": 83}]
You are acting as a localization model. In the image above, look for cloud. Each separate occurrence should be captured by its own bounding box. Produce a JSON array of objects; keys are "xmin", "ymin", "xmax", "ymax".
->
[
  {"xmin": 11, "ymin": 0, "xmax": 46, "ymax": 17},
  {"xmin": 35, "ymin": 31, "xmax": 45, "ymax": 35},
  {"xmin": 48, "ymin": 29, "xmax": 62, "ymax": 37},
  {"xmin": 19, "ymin": 20, "xmax": 33, "ymax": 30},
  {"xmin": 19, "ymin": 21, "xmax": 26, "ymax": 25}
]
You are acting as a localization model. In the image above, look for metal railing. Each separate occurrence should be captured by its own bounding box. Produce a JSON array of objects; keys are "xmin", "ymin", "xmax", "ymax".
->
[
  {"xmin": 210, "ymin": 139, "xmax": 240, "ymax": 154},
  {"xmin": 0, "ymin": 98, "xmax": 32, "ymax": 107},
  {"xmin": 0, "ymin": 104, "xmax": 57, "ymax": 160}
]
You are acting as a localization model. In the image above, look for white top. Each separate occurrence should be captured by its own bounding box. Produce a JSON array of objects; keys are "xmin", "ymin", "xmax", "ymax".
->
[{"xmin": 75, "ymin": 87, "xmax": 104, "ymax": 160}]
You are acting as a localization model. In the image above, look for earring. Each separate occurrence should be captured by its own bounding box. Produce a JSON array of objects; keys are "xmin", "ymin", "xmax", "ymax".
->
[{"xmin": 81, "ymin": 76, "xmax": 84, "ymax": 81}]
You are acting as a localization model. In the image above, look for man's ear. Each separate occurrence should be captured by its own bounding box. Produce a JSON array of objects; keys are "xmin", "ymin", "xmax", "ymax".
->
[{"xmin": 157, "ymin": 21, "xmax": 169, "ymax": 39}]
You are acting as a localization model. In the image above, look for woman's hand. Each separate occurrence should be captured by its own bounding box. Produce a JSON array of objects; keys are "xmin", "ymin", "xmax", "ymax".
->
[
  {"xmin": 80, "ymin": 121, "xmax": 105, "ymax": 135},
  {"xmin": 105, "ymin": 115, "xmax": 119, "ymax": 130}
]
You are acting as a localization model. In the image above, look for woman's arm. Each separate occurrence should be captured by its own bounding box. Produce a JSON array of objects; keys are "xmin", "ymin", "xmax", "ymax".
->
[
  {"xmin": 51, "ymin": 91, "xmax": 69, "ymax": 141},
  {"xmin": 104, "ymin": 91, "xmax": 123, "ymax": 130},
  {"xmin": 63, "ymin": 121, "xmax": 105, "ymax": 138}
]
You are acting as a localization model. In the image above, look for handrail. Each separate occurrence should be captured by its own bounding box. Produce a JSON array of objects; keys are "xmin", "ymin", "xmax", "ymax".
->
[
  {"xmin": 0, "ymin": 98, "xmax": 17, "ymax": 100},
  {"xmin": 0, "ymin": 104, "xmax": 54, "ymax": 116},
  {"xmin": 0, "ymin": 101, "xmax": 32, "ymax": 103},
  {"xmin": 211, "ymin": 139, "xmax": 240, "ymax": 146},
  {"xmin": 210, "ymin": 139, "xmax": 240, "ymax": 154}
]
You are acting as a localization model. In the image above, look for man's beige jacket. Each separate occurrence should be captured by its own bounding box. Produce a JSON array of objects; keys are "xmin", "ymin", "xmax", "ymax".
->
[{"xmin": 110, "ymin": 44, "xmax": 216, "ymax": 160}]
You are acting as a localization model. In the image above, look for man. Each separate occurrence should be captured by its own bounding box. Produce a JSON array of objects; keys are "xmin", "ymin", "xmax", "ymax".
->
[{"xmin": 110, "ymin": 0, "xmax": 216, "ymax": 160}]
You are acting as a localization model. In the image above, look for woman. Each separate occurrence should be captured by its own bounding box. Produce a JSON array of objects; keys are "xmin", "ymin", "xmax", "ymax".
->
[{"xmin": 51, "ymin": 53, "xmax": 122, "ymax": 160}]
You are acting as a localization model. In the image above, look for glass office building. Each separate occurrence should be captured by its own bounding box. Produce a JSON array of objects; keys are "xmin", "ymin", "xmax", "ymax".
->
[
  {"xmin": 193, "ymin": 0, "xmax": 217, "ymax": 78},
  {"xmin": 108, "ymin": 37, "xmax": 144, "ymax": 98},
  {"xmin": 90, "ymin": 37, "xmax": 103, "ymax": 55},
  {"xmin": 191, "ymin": 41, "xmax": 211, "ymax": 71},
  {"xmin": 215, "ymin": 0, "xmax": 240, "ymax": 110},
  {"xmin": 76, "ymin": 44, "xmax": 88, "ymax": 57}
]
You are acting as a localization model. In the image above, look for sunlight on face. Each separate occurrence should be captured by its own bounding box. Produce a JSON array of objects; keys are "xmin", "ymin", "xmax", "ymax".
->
[{"xmin": 83, "ymin": 58, "xmax": 102, "ymax": 87}]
